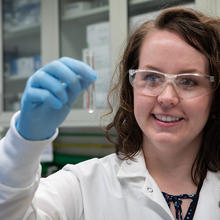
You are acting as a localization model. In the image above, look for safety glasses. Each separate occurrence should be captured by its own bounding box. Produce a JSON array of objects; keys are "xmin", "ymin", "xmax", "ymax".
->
[{"xmin": 129, "ymin": 69, "xmax": 215, "ymax": 99}]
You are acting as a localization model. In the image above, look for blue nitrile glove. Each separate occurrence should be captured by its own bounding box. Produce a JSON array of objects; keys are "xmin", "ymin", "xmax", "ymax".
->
[{"xmin": 16, "ymin": 57, "xmax": 97, "ymax": 140}]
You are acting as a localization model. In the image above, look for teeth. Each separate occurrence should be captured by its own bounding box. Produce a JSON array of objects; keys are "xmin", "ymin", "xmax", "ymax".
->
[{"xmin": 154, "ymin": 114, "xmax": 181, "ymax": 122}]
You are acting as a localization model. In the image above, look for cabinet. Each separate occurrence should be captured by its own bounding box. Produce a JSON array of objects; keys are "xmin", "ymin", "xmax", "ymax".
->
[
  {"xmin": 0, "ymin": 0, "xmax": 41, "ymax": 112},
  {"xmin": 0, "ymin": 0, "xmax": 42, "ymax": 125},
  {"xmin": 0, "ymin": 0, "xmax": 215, "ymax": 129}
]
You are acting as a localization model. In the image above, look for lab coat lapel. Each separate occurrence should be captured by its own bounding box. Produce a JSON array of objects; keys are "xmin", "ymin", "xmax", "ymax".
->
[
  {"xmin": 193, "ymin": 171, "xmax": 220, "ymax": 219},
  {"xmin": 117, "ymin": 151, "xmax": 147, "ymax": 179},
  {"xmin": 117, "ymin": 151, "xmax": 174, "ymax": 219}
]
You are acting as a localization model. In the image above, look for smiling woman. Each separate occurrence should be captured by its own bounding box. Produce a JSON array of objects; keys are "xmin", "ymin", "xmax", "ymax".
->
[{"xmin": 105, "ymin": 7, "xmax": 220, "ymax": 220}]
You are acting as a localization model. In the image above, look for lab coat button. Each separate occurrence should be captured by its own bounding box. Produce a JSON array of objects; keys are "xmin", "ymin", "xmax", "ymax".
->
[{"xmin": 147, "ymin": 187, "xmax": 153, "ymax": 193}]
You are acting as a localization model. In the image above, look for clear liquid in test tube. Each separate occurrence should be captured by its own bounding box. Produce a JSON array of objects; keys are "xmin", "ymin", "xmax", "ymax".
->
[{"xmin": 85, "ymin": 50, "xmax": 95, "ymax": 113}]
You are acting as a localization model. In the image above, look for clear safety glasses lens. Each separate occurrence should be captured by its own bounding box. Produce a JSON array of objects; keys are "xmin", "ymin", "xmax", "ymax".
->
[{"xmin": 129, "ymin": 70, "xmax": 215, "ymax": 99}]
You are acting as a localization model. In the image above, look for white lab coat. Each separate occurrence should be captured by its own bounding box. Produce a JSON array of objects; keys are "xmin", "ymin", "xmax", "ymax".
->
[{"xmin": 0, "ymin": 113, "xmax": 219, "ymax": 220}]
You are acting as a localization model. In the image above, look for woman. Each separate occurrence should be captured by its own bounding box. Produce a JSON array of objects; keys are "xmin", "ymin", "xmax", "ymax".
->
[
  {"xmin": 0, "ymin": 7, "xmax": 219, "ymax": 220},
  {"xmin": 105, "ymin": 7, "xmax": 220, "ymax": 219}
]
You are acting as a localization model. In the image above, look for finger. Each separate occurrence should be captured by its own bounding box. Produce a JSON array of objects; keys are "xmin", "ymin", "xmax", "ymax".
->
[
  {"xmin": 60, "ymin": 59, "xmax": 97, "ymax": 92},
  {"xmin": 21, "ymin": 86, "xmax": 63, "ymax": 111},
  {"xmin": 42, "ymin": 60, "xmax": 84, "ymax": 92},
  {"xmin": 30, "ymin": 70, "xmax": 68, "ymax": 104},
  {"xmin": 59, "ymin": 57, "xmax": 98, "ymax": 81}
]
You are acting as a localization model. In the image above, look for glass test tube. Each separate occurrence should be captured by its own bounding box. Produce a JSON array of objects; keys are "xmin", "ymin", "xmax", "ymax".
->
[{"xmin": 85, "ymin": 50, "xmax": 95, "ymax": 113}]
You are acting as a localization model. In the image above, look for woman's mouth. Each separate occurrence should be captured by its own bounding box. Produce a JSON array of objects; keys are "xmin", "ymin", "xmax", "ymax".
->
[{"xmin": 153, "ymin": 114, "xmax": 183, "ymax": 123}]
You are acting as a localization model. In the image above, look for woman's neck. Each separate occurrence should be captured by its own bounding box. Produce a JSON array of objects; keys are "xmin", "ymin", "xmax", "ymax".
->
[{"xmin": 142, "ymin": 138, "xmax": 200, "ymax": 194}]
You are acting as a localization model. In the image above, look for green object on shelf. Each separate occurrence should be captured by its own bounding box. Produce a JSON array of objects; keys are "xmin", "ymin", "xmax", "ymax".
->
[
  {"xmin": 57, "ymin": 132, "xmax": 116, "ymax": 138},
  {"xmin": 58, "ymin": 132, "xmax": 107, "ymax": 137},
  {"xmin": 53, "ymin": 152, "xmax": 96, "ymax": 165}
]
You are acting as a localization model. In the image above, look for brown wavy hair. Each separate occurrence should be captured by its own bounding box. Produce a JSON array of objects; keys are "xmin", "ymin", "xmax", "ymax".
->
[{"xmin": 104, "ymin": 7, "xmax": 220, "ymax": 184}]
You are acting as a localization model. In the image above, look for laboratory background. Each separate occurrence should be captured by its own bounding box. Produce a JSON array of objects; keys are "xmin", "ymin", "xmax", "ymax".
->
[{"xmin": 0, "ymin": 0, "xmax": 219, "ymax": 176}]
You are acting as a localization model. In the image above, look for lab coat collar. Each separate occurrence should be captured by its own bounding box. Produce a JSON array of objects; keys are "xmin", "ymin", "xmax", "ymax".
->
[
  {"xmin": 116, "ymin": 150, "xmax": 174, "ymax": 219},
  {"xmin": 117, "ymin": 150, "xmax": 147, "ymax": 179}
]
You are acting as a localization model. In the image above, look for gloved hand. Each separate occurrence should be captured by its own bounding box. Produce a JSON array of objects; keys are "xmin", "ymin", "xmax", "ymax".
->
[{"xmin": 16, "ymin": 57, "xmax": 97, "ymax": 140}]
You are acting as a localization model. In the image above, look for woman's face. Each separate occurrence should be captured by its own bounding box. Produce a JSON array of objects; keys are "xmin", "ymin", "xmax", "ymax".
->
[{"xmin": 133, "ymin": 29, "xmax": 213, "ymax": 153}]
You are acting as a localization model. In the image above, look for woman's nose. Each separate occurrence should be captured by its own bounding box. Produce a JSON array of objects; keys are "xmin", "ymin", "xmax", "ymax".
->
[{"xmin": 157, "ymin": 84, "xmax": 180, "ymax": 108}]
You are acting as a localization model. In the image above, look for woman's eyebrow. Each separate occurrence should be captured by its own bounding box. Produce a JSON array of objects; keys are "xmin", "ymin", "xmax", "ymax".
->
[{"xmin": 141, "ymin": 65, "xmax": 162, "ymax": 72}]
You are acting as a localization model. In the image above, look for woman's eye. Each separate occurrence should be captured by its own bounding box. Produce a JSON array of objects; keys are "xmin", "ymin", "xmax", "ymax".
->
[
  {"xmin": 179, "ymin": 78, "xmax": 197, "ymax": 87},
  {"xmin": 143, "ymin": 73, "xmax": 160, "ymax": 82}
]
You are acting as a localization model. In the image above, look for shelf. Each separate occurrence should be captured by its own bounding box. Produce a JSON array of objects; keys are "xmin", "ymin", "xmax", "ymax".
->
[
  {"xmin": 4, "ymin": 23, "xmax": 40, "ymax": 41},
  {"xmin": 128, "ymin": 0, "xmax": 194, "ymax": 15},
  {"xmin": 4, "ymin": 74, "xmax": 30, "ymax": 92},
  {"xmin": 62, "ymin": 5, "xmax": 109, "ymax": 24},
  {"xmin": 0, "ymin": 109, "xmax": 113, "ymax": 128},
  {"xmin": 4, "ymin": 74, "xmax": 30, "ymax": 95},
  {"xmin": 5, "ymin": 74, "xmax": 30, "ymax": 82},
  {"xmin": 129, "ymin": 0, "xmax": 152, "ymax": 4}
]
